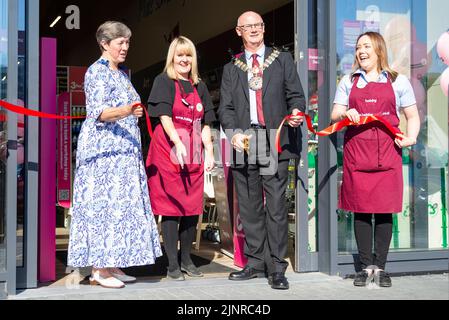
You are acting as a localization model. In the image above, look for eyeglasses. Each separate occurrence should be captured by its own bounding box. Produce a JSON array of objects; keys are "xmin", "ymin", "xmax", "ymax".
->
[{"xmin": 238, "ymin": 22, "xmax": 265, "ymax": 31}]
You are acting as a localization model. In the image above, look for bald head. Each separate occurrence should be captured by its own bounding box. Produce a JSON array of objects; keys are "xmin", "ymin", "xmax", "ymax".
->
[
  {"xmin": 237, "ymin": 11, "xmax": 263, "ymax": 27},
  {"xmin": 236, "ymin": 11, "xmax": 265, "ymax": 52}
]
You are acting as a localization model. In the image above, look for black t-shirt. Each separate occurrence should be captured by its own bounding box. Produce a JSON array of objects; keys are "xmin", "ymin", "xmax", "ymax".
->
[{"xmin": 147, "ymin": 73, "xmax": 216, "ymax": 125}]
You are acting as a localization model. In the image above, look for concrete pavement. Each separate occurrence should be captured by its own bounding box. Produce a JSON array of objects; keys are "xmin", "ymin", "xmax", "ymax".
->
[{"xmin": 8, "ymin": 271, "xmax": 449, "ymax": 300}]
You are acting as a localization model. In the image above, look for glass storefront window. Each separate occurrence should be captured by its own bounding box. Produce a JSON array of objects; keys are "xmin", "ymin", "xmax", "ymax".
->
[
  {"xmin": 0, "ymin": 0, "xmax": 8, "ymax": 272},
  {"xmin": 335, "ymin": 0, "xmax": 449, "ymax": 254}
]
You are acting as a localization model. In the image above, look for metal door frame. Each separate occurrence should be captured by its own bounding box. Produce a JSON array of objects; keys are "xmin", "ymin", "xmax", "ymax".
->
[
  {"xmin": 16, "ymin": 0, "xmax": 39, "ymax": 290},
  {"xmin": 294, "ymin": 0, "xmax": 338, "ymax": 274},
  {"xmin": 295, "ymin": 0, "xmax": 319, "ymax": 272},
  {"xmin": 0, "ymin": 0, "xmax": 19, "ymax": 297},
  {"xmin": 0, "ymin": 0, "xmax": 39, "ymax": 297}
]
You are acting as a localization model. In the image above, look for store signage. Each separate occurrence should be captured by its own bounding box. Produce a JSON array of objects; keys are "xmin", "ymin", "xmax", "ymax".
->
[
  {"xmin": 308, "ymin": 48, "xmax": 323, "ymax": 71},
  {"xmin": 70, "ymin": 82, "xmax": 83, "ymax": 91},
  {"xmin": 233, "ymin": 198, "xmax": 247, "ymax": 268},
  {"xmin": 68, "ymin": 66, "xmax": 87, "ymax": 106},
  {"xmin": 215, "ymin": 136, "xmax": 247, "ymax": 267},
  {"xmin": 65, "ymin": 5, "xmax": 80, "ymax": 30},
  {"xmin": 57, "ymin": 92, "xmax": 71, "ymax": 209}
]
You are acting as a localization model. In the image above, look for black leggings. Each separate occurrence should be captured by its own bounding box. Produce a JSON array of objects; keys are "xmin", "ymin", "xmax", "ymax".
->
[
  {"xmin": 161, "ymin": 216, "xmax": 199, "ymax": 271},
  {"xmin": 354, "ymin": 213, "xmax": 393, "ymax": 270}
]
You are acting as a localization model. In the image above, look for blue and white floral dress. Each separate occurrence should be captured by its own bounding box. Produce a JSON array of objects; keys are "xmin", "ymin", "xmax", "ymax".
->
[{"xmin": 68, "ymin": 58, "xmax": 162, "ymax": 268}]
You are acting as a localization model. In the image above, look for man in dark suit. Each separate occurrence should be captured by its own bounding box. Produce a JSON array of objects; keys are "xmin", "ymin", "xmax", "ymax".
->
[{"xmin": 218, "ymin": 11, "xmax": 306, "ymax": 290}]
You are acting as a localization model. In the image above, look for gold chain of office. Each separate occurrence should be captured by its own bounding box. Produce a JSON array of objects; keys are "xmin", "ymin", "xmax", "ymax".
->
[{"xmin": 233, "ymin": 49, "xmax": 281, "ymax": 91}]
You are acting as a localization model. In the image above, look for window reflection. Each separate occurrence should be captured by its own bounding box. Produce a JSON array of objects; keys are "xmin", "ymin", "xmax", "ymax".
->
[
  {"xmin": 306, "ymin": 0, "xmax": 319, "ymax": 253},
  {"xmin": 336, "ymin": 0, "xmax": 449, "ymax": 253}
]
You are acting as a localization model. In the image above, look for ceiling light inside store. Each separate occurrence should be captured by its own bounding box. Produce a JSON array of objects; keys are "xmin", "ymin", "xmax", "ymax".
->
[
  {"xmin": 50, "ymin": 16, "xmax": 62, "ymax": 28},
  {"xmin": 1, "ymin": 76, "xmax": 6, "ymax": 81}
]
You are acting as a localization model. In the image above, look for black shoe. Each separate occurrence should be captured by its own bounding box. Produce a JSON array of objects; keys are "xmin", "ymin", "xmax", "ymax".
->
[
  {"xmin": 181, "ymin": 263, "xmax": 204, "ymax": 277},
  {"xmin": 167, "ymin": 268, "xmax": 185, "ymax": 281},
  {"xmin": 268, "ymin": 273, "xmax": 289, "ymax": 290},
  {"xmin": 228, "ymin": 266, "xmax": 265, "ymax": 281},
  {"xmin": 376, "ymin": 271, "xmax": 392, "ymax": 287},
  {"xmin": 353, "ymin": 270, "xmax": 369, "ymax": 287}
]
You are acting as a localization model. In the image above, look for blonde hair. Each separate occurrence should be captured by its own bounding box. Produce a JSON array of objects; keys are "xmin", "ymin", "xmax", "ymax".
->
[
  {"xmin": 164, "ymin": 36, "xmax": 200, "ymax": 85},
  {"xmin": 96, "ymin": 21, "xmax": 132, "ymax": 52},
  {"xmin": 351, "ymin": 31, "xmax": 398, "ymax": 82}
]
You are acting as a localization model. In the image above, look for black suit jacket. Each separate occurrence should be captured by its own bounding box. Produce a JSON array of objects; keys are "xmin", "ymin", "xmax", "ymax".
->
[{"xmin": 218, "ymin": 47, "xmax": 306, "ymax": 162}]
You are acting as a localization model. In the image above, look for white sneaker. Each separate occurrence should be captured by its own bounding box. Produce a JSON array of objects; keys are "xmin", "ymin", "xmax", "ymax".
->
[
  {"xmin": 110, "ymin": 271, "xmax": 137, "ymax": 283},
  {"xmin": 89, "ymin": 271, "xmax": 125, "ymax": 289}
]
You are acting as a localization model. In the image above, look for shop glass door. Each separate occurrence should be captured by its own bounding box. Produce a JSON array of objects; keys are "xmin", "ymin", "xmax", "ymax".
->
[{"xmin": 334, "ymin": 0, "xmax": 449, "ymax": 257}]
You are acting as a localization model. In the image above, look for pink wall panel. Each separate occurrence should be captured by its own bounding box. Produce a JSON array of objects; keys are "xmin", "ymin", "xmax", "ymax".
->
[{"xmin": 39, "ymin": 37, "xmax": 57, "ymax": 282}]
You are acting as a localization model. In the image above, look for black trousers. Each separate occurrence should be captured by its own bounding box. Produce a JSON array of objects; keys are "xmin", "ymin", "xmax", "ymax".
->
[
  {"xmin": 354, "ymin": 213, "xmax": 393, "ymax": 270},
  {"xmin": 232, "ymin": 160, "xmax": 290, "ymax": 274}
]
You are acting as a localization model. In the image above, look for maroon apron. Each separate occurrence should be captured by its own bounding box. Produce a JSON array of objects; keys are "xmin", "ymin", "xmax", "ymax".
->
[
  {"xmin": 339, "ymin": 75, "xmax": 403, "ymax": 214},
  {"xmin": 146, "ymin": 81, "xmax": 205, "ymax": 216}
]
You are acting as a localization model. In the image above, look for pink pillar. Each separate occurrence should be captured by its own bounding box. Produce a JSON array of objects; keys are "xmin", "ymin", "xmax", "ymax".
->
[
  {"xmin": 221, "ymin": 138, "xmax": 247, "ymax": 268},
  {"xmin": 39, "ymin": 38, "xmax": 57, "ymax": 282}
]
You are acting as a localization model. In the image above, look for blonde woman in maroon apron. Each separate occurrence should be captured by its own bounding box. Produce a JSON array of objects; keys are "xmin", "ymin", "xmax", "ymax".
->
[
  {"xmin": 332, "ymin": 32, "xmax": 420, "ymax": 287},
  {"xmin": 146, "ymin": 37, "xmax": 216, "ymax": 281}
]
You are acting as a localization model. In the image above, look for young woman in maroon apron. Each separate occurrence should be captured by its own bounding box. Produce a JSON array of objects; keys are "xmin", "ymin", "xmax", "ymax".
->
[
  {"xmin": 146, "ymin": 37, "xmax": 216, "ymax": 281},
  {"xmin": 332, "ymin": 32, "xmax": 420, "ymax": 288}
]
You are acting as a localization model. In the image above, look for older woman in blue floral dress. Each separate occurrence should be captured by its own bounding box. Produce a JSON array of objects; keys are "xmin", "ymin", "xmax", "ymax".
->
[{"xmin": 68, "ymin": 21, "xmax": 162, "ymax": 288}]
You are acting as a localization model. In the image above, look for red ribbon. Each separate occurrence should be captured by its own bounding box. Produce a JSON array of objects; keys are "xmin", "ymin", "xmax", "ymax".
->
[
  {"xmin": 0, "ymin": 100, "xmax": 153, "ymax": 138},
  {"xmin": 135, "ymin": 103, "xmax": 153, "ymax": 139},
  {"xmin": 275, "ymin": 112, "xmax": 403, "ymax": 153},
  {"xmin": 0, "ymin": 99, "xmax": 85, "ymax": 120}
]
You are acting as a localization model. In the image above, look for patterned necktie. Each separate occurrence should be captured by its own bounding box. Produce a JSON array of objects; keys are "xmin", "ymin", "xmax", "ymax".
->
[{"xmin": 252, "ymin": 54, "xmax": 265, "ymax": 126}]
